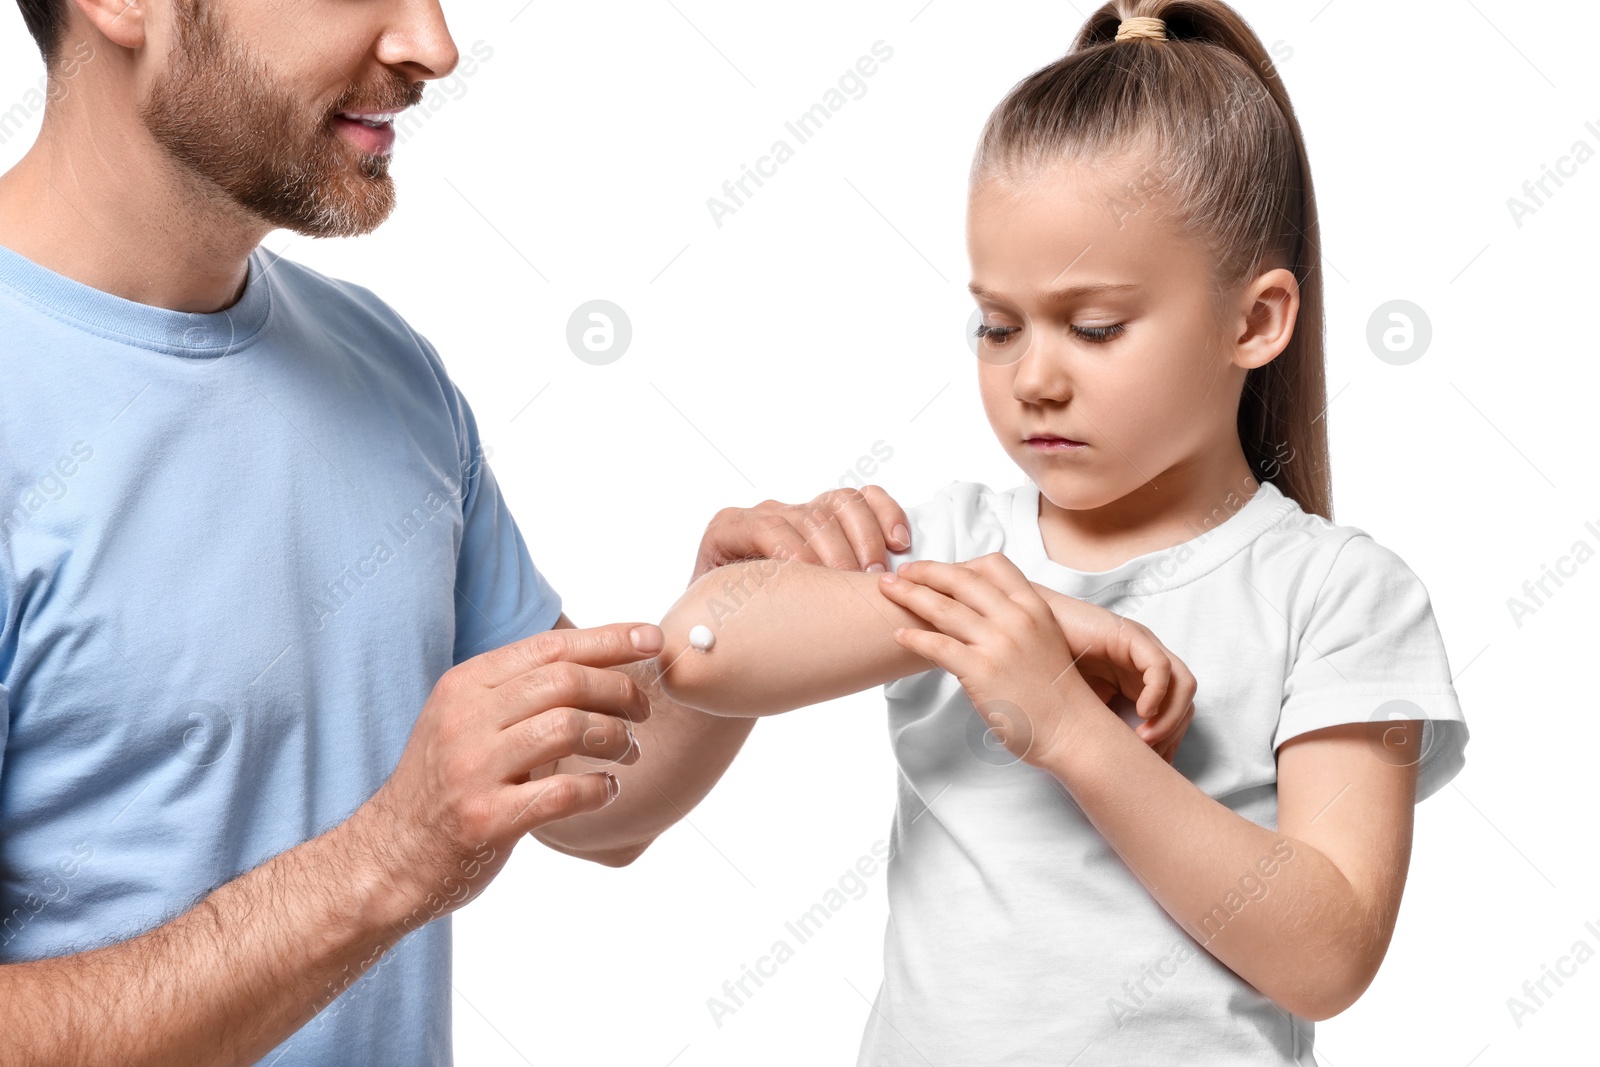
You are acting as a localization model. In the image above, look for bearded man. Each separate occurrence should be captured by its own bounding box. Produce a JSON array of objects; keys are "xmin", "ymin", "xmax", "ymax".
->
[{"xmin": 0, "ymin": 1, "xmax": 913, "ymax": 1062}]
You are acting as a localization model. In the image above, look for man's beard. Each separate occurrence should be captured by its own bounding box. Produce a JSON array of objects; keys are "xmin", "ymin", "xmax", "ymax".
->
[{"xmin": 138, "ymin": 0, "xmax": 423, "ymax": 238}]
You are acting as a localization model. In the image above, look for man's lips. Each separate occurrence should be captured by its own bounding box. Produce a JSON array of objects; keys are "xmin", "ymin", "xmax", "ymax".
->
[{"xmin": 332, "ymin": 109, "xmax": 406, "ymax": 156}]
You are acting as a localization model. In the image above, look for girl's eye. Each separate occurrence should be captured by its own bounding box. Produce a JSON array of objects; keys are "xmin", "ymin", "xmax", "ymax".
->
[
  {"xmin": 1071, "ymin": 323, "xmax": 1126, "ymax": 344},
  {"xmin": 974, "ymin": 322, "xmax": 1126, "ymax": 347},
  {"xmin": 975, "ymin": 323, "xmax": 1022, "ymax": 346}
]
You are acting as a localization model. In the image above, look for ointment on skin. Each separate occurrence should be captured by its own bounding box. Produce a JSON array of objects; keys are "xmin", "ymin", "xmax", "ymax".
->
[{"xmin": 689, "ymin": 624, "xmax": 716, "ymax": 653}]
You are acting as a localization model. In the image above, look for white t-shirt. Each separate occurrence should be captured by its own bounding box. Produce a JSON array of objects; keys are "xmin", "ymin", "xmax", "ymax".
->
[{"xmin": 855, "ymin": 477, "xmax": 1468, "ymax": 1066}]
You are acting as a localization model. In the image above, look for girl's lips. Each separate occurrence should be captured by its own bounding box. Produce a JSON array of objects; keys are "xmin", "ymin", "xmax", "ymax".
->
[{"xmin": 1026, "ymin": 436, "xmax": 1087, "ymax": 449}]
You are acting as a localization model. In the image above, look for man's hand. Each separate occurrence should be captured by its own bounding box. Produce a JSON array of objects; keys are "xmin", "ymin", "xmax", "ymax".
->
[
  {"xmin": 0, "ymin": 626, "xmax": 662, "ymax": 1066},
  {"xmin": 355, "ymin": 622, "xmax": 658, "ymax": 903},
  {"xmin": 691, "ymin": 485, "xmax": 912, "ymax": 584}
]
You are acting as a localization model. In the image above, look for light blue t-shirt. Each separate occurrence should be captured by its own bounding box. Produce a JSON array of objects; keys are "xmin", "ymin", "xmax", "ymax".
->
[{"xmin": 0, "ymin": 243, "xmax": 563, "ymax": 1064}]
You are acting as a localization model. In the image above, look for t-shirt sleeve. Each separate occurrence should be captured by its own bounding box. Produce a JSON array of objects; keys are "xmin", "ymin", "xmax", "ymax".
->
[
  {"xmin": 1274, "ymin": 533, "xmax": 1468, "ymax": 803},
  {"xmin": 883, "ymin": 481, "xmax": 1009, "ymax": 572},
  {"xmin": 444, "ymin": 379, "xmax": 563, "ymax": 665},
  {"xmin": 1, "ymin": 567, "xmax": 11, "ymax": 785}
]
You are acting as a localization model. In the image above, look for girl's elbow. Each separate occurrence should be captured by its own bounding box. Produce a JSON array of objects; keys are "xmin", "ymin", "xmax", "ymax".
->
[
  {"xmin": 1273, "ymin": 955, "xmax": 1380, "ymax": 1021},
  {"xmin": 655, "ymin": 626, "xmax": 723, "ymax": 712},
  {"xmin": 1279, "ymin": 991, "xmax": 1346, "ymax": 1023},
  {"xmin": 655, "ymin": 621, "xmax": 768, "ymax": 716}
]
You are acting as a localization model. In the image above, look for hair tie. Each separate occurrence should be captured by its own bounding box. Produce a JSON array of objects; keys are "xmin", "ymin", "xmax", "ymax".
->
[{"xmin": 1115, "ymin": 16, "xmax": 1168, "ymax": 42}]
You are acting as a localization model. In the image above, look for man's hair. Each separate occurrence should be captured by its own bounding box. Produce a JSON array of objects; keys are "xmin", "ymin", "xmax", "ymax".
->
[{"xmin": 16, "ymin": 0, "xmax": 65, "ymax": 62}]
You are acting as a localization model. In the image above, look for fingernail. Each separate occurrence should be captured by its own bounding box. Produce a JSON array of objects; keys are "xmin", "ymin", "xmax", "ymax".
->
[
  {"xmin": 867, "ymin": 562, "xmax": 886, "ymax": 573},
  {"xmin": 630, "ymin": 626, "xmax": 662, "ymax": 654},
  {"xmin": 892, "ymin": 524, "xmax": 910, "ymax": 548},
  {"xmin": 881, "ymin": 570, "xmax": 898, "ymax": 583},
  {"xmin": 605, "ymin": 773, "xmax": 620, "ymax": 800}
]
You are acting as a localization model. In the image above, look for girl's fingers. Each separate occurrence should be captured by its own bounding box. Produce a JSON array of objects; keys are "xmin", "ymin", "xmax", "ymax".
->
[
  {"xmin": 893, "ymin": 559, "xmax": 1019, "ymax": 623},
  {"xmin": 1157, "ymin": 712, "xmax": 1193, "ymax": 762},
  {"xmin": 1122, "ymin": 627, "xmax": 1196, "ymax": 734},
  {"xmin": 880, "ymin": 569, "xmax": 991, "ymax": 644},
  {"xmin": 1132, "ymin": 649, "xmax": 1173, "ymax": 721},
  {"xmin": 1140, "ymin": 699, "xmax": 1195, "ymax": 750},
  {"xmin": 1137, "ymin": 704, "xmax": 1177, "ymax": 742},
  {"xmin": 960, "ymin": 553, "xmax": 1042, "ymax": 601},
  {"xmin": 1110, "ymin": 621, "xmax": 1174, "ymax": 720},
  {"xmin": 891, "ymin": 625, "xmax": 977, "ymax": 678}
]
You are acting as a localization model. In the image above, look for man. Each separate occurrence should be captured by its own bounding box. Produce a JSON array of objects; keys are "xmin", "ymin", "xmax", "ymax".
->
[{"xmin": 0, "ymin": 0, "xmax": 913, "ymax": 1062}]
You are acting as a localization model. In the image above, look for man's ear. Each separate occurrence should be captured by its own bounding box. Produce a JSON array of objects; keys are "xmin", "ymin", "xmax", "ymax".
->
[
  {"xmin": 1232, "ymin": 267, "xmax": 1300, "ymax": 371},
  {"xmin": 68, "ymin": 0, "xmax": 146, "ymax": 51}
]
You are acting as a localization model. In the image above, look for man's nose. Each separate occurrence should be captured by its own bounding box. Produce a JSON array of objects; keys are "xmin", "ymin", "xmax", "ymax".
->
[{"xmin": 376, "ymin": 0, "xmax": 460, "ymax": 81}]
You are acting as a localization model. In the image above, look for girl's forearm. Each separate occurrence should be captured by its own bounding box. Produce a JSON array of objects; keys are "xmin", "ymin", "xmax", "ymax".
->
[
  {"xmin": 656, "ymin": 557, "xmax": 933, "ymax": 716},
  {"xmin": 1038, "ymin": 700, "xmax": 1403, "ymax": 1021}
]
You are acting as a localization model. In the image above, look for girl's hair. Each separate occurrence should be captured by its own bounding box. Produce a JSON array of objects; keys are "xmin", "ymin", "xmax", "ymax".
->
[{"xmin": 972, "ymin": 0, "xmax": 1332, "ymax": 521}]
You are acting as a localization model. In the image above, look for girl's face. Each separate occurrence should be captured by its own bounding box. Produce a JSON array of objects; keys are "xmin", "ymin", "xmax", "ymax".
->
[{"xmin": 966, "ymin": 159, "xmax": 1296, "ymax": 518}]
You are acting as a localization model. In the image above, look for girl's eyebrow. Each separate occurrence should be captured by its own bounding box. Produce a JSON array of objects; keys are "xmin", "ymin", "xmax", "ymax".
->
[{"xmin": 968, "ymin": 281, "xmax": 1142, "ymax": 303}]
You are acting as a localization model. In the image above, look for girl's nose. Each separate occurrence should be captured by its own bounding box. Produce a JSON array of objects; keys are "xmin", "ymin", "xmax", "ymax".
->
[{"xmin": 1010, "ymin": 331, "xmax": 1071, "ymax": 403}]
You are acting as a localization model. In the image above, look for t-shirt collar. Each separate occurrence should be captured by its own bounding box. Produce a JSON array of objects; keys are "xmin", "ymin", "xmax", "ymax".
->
[
  {"xmin": 0, "ymin": 241, "xmax": 273, "ymax": 357},
  {"xmin": 1007, "ymin": 476, "xmax": 1297, "ymax": 601}
]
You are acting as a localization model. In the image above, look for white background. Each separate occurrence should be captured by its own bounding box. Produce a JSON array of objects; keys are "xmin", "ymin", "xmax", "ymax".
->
[{"xmin": 3, "ymin": 0, "xmax": 1597, "ymax": 1064}]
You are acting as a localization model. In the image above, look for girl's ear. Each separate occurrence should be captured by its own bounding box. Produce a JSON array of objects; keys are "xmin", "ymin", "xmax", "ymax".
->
[
  {"xmin": 68, "ymin": 0, "xmax": 146, "ymax": 51},
  {"xmin": 1232, "ymin": 268, "xmax": 1300, "ymax": 371}
]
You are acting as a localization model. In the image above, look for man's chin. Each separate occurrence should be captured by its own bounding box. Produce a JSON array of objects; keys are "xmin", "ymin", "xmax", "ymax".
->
[{"xmin": 263, "ymin": 173, "xmax": 398, "ymax": 239}]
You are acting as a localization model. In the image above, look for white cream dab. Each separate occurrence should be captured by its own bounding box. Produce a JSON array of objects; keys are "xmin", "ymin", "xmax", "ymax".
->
[{"xmin": 689, "ymin": 624, "xmax": 716, "ymax": 652}]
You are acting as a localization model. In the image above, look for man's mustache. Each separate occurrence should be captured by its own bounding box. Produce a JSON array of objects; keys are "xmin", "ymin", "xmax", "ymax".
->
[{"xmin": 331, "ymin": 77, "xmax": 426, "ymax": 117}]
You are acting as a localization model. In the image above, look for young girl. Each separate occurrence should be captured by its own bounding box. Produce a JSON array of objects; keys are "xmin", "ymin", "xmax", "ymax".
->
[{"xmin": 658, "ymin": 3, "xmax": 1469, "ymax": 1063}]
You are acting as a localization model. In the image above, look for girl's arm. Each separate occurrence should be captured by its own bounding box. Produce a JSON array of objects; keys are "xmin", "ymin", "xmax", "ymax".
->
[
  {"xmin": 654, "ymin": 557, "xmax": 934, "ymax": 717},
  {"xmin": 1042, "ymin": 695, "xmax": 1413, "ymax": 1021},
  {"xmin": 882, "ymin": 553, "xmax": 1416, "ymax": 1021},
  {"xmin": 656, "ymin": 557, "xmax": 1196, "ymax": 763}
]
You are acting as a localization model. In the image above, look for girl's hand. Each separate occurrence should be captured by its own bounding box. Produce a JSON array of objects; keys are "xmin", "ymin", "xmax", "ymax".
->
[
  {"xmin": 879, "ymin": 553, "xmax": 1195, "ymax": 767},
  {"xmin": 1025, "ymin": 578, "xmax": 1196, "ymax": 763}
]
